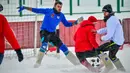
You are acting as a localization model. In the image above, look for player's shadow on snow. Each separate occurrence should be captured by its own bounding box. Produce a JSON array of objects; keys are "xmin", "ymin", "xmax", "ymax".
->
[
  {"xmin": 45, "ymin": 64, "xmax": 74, "ymax": 69},
  {"xmin": 60, "ymin": 67, "xmax": 88, "ymax": 73},
  {"xmin": 45, "ymin": 63, "xmax": 88, "ymax": 73}
]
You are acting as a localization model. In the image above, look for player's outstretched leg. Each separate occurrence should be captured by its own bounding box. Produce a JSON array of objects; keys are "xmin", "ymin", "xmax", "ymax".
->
[
  {"xmin": 34, "ymin": 51, "xmax": 45, "ymax": 68},
  {"xmin": 98, "ymin": 52, "xmax": 114, "ymax": 73},
  {"xmin": 112, "ymin": 58, "xmax": 126, "ymax": 72},
  {"xmin": 34, "ymin": 42, "xmax": 47, "ymax": 68},
  {"xmin": 66, "ymin": 51, "xmax": 81, "ymax": 65},
  {"xmin": 59, "ymin": 44, "xmax": 80, "ymax": 65}
]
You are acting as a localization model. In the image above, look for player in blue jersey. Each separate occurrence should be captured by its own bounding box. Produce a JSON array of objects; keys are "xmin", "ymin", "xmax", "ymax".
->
[{"xmin": 18, "ymin": 1, "xmax": 83, "ymax": 68}]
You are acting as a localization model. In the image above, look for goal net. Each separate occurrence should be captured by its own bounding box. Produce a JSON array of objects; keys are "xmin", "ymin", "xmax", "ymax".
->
[{"xmin": 1, "ymin": 0, "xmax": 55, "ymax": 58}]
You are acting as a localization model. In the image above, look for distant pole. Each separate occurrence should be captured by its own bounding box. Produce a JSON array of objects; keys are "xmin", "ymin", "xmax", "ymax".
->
[
  {"xmin": 121, "ymin": 0, "xmax": 124, "ymax": 7},
  {"xmin": 98, "ymin": 0, "xmax": 101, "ymax": 7},
  {"xmin": 23, "ymin": 0, "xmax": 25, "ymax": 5},
  {"xmin": 70, "ymin": 0, "xmax": 72, "ymax": 15},
  {"xmin": 34, "ymin": 0, "xmax": 38, "ymax": 56},
  {"xmin": 117, "ymin": 0, "xmax": 121, "ymax": 13},
  {"xmin": 7, "ymin": 0, "xmax": 10, "ymax": 4},
  {"xmin": 77, "ymin": 0, "xmax": 80, "ymax": 6},
  {"xmin": 40, "ymin": 0, "xmax": 43, "ymax": 5},
  {"xmin": 19, "ymin": 0, "xmax": 22, "ymax": 16}
]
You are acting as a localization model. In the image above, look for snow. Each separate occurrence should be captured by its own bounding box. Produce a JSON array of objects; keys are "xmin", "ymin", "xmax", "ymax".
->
[
  {"xmin": 0, "ymin": 44, "xmax": 130, "ymax": 73},
  {"xmin": 1, "ymin": 0, "xmax": 130, "ymax": 73}
]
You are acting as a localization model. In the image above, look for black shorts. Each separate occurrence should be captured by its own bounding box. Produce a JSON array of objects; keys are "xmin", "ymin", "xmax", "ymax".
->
[
  {"xmin": 76, "ymin": 41, "xmax": 120, "ymax": 62},
  {"xmin": 76, "ymin": 50, "xmax": 98, "ymax": 62},
  {"xmin": 96, "ymin": 41, "xmax": 120, "ymax": 61},
  {"xmin": 40, "ymin": 30, "xmax": 63, "ymax": 49}
]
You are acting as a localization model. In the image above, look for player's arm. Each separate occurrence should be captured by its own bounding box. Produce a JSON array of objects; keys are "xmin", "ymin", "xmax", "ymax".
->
[
  {"xmin": 18, "ymin": 6, "xmax": 32, "ymax": 12},
  {"xmin": 101, "ymin": 17, "xmax": 117, "ymax": 41},
  {"xmin": 97, "ymin": 27, "xmax": 107, "ymax": 34},
  {"xmin": 61, "ymin": 14, "xmax": 73, "ymax": 27},
  {"xmin": 61, "ymin": 14, "xmax": 83, "ymax": 27},
  {"xmin": 88, "ymin": 29, "xmax": 99, "ymax": 48},
  {"xmin": 1, "ymin": 14, "xmax": 24, "ymax": 62},
  {"xmin": 17, "ymin": 6, "xmax": 51, "ymax": 14}
]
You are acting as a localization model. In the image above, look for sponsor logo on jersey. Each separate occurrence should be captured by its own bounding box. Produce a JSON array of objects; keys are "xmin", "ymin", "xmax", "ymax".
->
[{"xmin": 51, "ymin": 13, "xmax": 55, "ymax": 18}]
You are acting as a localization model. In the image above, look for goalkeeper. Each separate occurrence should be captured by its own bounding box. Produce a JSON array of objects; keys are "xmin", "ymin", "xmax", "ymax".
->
[{"xmin": 17, "ymin": 1, "xmax": 83, "ymax": 68}]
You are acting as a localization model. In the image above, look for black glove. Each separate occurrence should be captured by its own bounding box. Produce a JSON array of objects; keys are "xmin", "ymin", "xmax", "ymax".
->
[
  {"xmin": 0, "ymin": 53, "xmax": 4, "ymax": 65},
  {"xmin": 15, "ymin": 49, "xmax": 24, "ymax": 62}
]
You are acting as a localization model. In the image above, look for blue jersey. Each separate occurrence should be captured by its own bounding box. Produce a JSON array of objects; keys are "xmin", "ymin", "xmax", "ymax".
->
[{"xmin": 32, "ymin": 8, "xmax": 73, "ymax": 32}]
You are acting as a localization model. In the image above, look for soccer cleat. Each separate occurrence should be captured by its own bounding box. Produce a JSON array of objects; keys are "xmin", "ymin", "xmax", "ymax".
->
[
  {"xmin": 112, "ymin": 58, "xmax": 126, "ymax": 72},
  {"xmin": 98, "ymin": 53, "xmax": 114, "ymax": 73},
  {"xmin": 34, "ymin": 51, "xmax": 45, "ymax": 68}
]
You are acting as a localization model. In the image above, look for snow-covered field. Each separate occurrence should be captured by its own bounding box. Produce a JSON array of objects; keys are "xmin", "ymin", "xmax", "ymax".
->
[
  {"xmin": 0, "ymin": 0, "xmax": 130, "ymax": 73},
  {"xmin": 0, "ymin": 44, "xmax": 130, "ymax": 73}
]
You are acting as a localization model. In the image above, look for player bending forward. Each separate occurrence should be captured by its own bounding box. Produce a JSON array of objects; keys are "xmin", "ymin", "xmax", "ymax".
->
[{"xmin": 95, "ymin": 4, "xmax": 126, "ymax": 72}]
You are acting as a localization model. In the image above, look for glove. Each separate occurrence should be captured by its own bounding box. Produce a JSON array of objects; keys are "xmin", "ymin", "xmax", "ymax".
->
[
  {"xmin": 0, "ymin": 53, "xmax": 4, "ymax": 65},
  {"xmin": 17, "ymin": 6, "xmax": 25, "ymax": 12},
  {"xmin": 73, "ymin": 16, "xmax": 84, "ymax": 25},
  {"xmin": 15, "ymin": 49, "xmax": 24, "ymax": 62}
]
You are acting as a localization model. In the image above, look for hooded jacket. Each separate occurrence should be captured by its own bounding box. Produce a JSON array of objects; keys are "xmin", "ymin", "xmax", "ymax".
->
[
  {"xmin": 0, "ymin": 14, "xmax": 20, "ymax": 54},
  {"xmin": 74, "ymin": 17, "xmax": 99, "ymax": 52}
]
